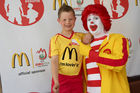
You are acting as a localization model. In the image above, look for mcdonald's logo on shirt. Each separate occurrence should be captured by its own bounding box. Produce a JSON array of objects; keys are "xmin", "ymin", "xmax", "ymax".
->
[
  {"xmin": 12, "ymin": 52, "xmax": 30, "ymax": 68},
  {"xmin": 62, "ymin": 47, "xmax": 78, "ymax": 61}
]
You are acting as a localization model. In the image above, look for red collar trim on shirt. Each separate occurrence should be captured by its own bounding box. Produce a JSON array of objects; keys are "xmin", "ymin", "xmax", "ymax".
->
[{"xmin": 57, "ymin": 31, "xmax": 74, "ymax": 39}]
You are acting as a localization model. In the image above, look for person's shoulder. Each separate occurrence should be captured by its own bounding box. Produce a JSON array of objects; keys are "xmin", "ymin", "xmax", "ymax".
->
[
  {"xmin": 74, "ymin": 32, "xmax": 85, "ymax": 37},
  {"xmin": 51, "ymin": 34, "xmax": 59, "ymax": 39},
  {"xmin": 110, "ymin": 33, "xmax": 125, "ymax": 38},
  {"xmin": 75, "ymin": 32, "xmax": 85, "ymax": 35}
]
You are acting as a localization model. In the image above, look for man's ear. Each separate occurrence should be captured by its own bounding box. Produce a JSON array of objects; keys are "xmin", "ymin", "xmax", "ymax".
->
[{"xmin": 57, "ymin": 18, "xmax": 60, "ymax": 23}]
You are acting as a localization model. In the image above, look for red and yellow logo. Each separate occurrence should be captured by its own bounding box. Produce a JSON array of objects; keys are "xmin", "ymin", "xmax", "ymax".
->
[
  {"xmin": 0, "ymin": 0, "xmax": 44, "ymax": 26},
  {"xmin": 12, "ymin": 48, "xmax": 49, "ymax": 68}
]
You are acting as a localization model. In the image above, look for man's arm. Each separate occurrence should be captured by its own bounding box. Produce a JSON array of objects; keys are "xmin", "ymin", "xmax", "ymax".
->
[{"xmin": 51, "ymin": 55, "xmax": 59, "ymax": 93}]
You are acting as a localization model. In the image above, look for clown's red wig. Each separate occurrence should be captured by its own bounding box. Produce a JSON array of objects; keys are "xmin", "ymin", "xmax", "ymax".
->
[{"xmin": 81, "ymin": 4, "xmax": 111, "ymax": 32}]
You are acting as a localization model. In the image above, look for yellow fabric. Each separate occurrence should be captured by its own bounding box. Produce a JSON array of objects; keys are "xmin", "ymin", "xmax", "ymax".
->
[
  {"xmin": 98, "ymin": 33, "xmax": 130, "ymax": 93},
  {"xmin": 50, "ymin": 32, "xmax": 84, "ymax": 76},
  {"xmin": 82, "ymin": 33, "xmax": 130, "ymax": 93},
  {"xmin": 83, "ymin": 57, "xmax": 87, "ymax": 93},
  {"xmin": 98, "ymin": 33, "xmax": 129, "ymax": 72},
  {"xmin": 75, "ymin": 39, "xmax": 91, "ymax": 57}
]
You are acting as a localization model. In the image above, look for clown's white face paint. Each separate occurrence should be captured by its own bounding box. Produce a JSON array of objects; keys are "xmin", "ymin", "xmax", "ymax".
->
[{"xmin": 87, "ymin": 14, "xmax": 106, "ymax": 38}]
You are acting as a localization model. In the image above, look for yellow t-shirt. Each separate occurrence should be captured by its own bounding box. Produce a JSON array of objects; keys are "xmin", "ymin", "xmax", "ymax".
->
[{"xmin": 49, "ymin": 31, "xmax": 84, "ymax": 76}]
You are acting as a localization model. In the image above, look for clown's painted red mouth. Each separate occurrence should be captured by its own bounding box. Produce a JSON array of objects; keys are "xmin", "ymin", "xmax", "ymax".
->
[{"xmin": 90, "ymin": 25, "xmax": 97, "ymax": 31}]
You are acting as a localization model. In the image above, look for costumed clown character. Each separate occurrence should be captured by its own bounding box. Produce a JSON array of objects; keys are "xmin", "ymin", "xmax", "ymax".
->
[{"xmin": 74, "ymin": 4, "xmax": 130, "ymax": 93}]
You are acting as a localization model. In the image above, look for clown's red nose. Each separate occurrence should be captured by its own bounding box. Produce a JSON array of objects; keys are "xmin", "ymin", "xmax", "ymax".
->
[{"xmin": 90, "ymin": 21, "xmax": 94, "ymax": 24}]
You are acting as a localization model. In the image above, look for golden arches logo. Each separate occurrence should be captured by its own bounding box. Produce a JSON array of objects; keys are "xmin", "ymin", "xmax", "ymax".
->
[
  {"xmin": 62, "ymin": 47, "xmax": 78, "ymax": 61},
  {"xmin": 136, "ymin": 0, "xmax": 140, "ymax": 6},
  {"xmin": 53, "ymin": 0, "xmax": 71, "ymax": 10},
  {"xmin": 12, "ymin": 52, "xmax": 30, "ymax": 68}
]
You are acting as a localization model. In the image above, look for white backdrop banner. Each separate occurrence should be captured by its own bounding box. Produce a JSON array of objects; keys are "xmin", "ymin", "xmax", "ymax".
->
[{"xmin": 0, "ymin": 0, "xmax": 140, "ymax": 93}]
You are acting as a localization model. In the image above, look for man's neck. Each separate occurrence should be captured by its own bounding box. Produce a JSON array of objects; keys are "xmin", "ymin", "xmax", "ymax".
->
[
  {"xmin": 94, "ymin": 32, "xmax": 109, "ymax": 39},
  {"xmin": 61, "ymin": 30, "xmax": 73, "ymax": 38}
]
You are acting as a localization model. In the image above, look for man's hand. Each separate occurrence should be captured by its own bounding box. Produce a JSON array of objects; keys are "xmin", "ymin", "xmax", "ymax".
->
[
  {"xmin": 82, "ymin": 32, "xmax": 93, "ymax": 44},
  {"xmin": 72, "ymin": 39, "xmax": 91, "ymax": 57},
  {"xmin": 53, "ymin": 82, "xmax": 59, "ymax": 93}
]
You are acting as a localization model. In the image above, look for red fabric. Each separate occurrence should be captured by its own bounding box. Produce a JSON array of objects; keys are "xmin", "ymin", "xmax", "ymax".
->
[
  {"xmin": 87, "ymin": 67, "xmax": 101, "ymax": 74},
  {"xmin": 87, "ymin": 80, "xmax": 101, "ymax": 87},
  {"xmin": 89, "ymin": 49, "xmax": 99, "ymax": 61},
  {"xmin": 91, "ymin": 45, "xmax": 100, "ymax": 50},
  {"xmin": 103, "ymin": 49, "xmax": 111, "ymax": 54},
  {"xmin": 51, "ymin": 73, "xmax": 83, "ymax": 93},
  {"xmin": 85, "ymin": 36, "xmax": 108, "ymax": 88},
  {"xmin": 86, "ymin": 51, "xmax": 101, "ymax": 87}
]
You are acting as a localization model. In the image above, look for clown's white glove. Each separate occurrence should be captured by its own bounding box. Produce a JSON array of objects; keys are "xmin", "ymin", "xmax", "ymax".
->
[{"xmin": 72, "ymin": 39, "xmax": 91, "ymax": 57}]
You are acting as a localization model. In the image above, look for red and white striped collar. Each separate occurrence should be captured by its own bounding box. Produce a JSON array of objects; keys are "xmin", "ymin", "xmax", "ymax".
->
[{"xmin": 92, "ymin": 34, "xmax": 108, "ymax": 42}]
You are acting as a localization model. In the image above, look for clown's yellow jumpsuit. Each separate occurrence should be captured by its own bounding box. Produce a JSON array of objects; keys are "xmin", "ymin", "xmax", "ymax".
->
[{"xmin": 78, "ymin": 33, "xmax": 130, "ymax": 93}]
